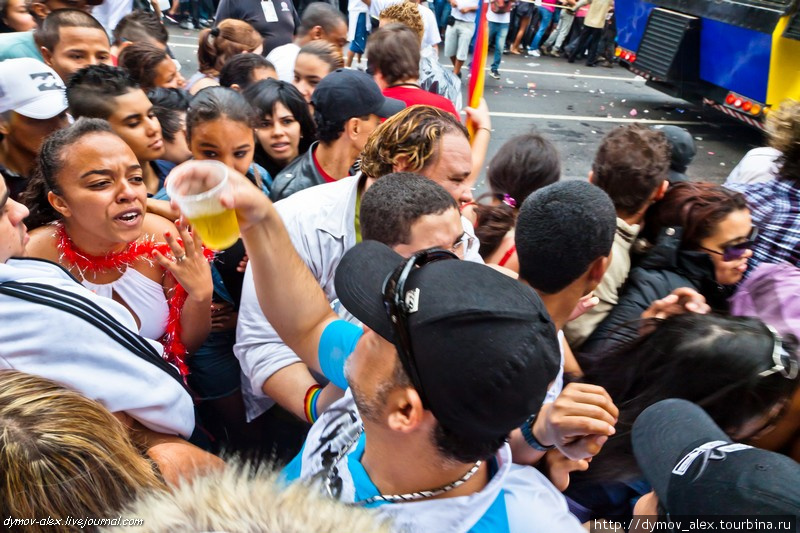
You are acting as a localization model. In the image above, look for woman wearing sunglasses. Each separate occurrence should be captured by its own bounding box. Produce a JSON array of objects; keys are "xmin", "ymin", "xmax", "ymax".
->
[{"xmin": 580, "ymin": 182, "xmax": 755, "ymax": 356}]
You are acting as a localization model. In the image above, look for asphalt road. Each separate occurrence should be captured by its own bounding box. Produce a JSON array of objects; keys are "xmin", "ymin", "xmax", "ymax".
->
[{"xmin": 167, "ymin": 26, "xmax": 765, "ymax": 191}]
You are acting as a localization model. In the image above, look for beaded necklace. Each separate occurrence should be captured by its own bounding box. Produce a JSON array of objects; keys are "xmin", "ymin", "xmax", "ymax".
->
[
  {"xmin": 325, "ymin": 424, "xmax": 483, "ymax": 505},
  {"xmin": 54, "ymin": 222, "xmax": 213, "ymax": 378}
]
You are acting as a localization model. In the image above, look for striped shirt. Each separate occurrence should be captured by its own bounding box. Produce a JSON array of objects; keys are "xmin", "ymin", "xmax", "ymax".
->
[{"xmin": 727, "ymin": 177, "xmax": 800, "ymax": 275}]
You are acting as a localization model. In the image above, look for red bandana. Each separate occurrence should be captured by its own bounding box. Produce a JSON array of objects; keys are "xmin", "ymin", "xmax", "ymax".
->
[{"xmin": 55, "ymin": 222, "xmax": 214, "ymax": 378}]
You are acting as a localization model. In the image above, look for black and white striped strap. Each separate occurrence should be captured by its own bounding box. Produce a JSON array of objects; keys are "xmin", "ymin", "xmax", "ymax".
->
[{"xmin": 0, "ymin": 281, "xmax": 185, "ymax": 388}]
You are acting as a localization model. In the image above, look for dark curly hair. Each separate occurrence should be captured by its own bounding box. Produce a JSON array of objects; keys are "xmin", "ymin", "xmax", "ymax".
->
[{"xmin": 361, "ymin": 172, "xmax": 457, "ymax": 247}]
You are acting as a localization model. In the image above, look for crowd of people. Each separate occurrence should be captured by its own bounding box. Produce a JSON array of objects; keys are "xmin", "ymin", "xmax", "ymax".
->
[{"xmin": 1, "ymin": 0, "xmax": 800, "ymax": 530}]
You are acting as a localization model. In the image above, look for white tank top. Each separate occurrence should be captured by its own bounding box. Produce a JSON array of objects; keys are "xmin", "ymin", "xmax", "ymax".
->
[{"xmin": 81, "ymin": 267, "xmax": 170, "ymax": 341}]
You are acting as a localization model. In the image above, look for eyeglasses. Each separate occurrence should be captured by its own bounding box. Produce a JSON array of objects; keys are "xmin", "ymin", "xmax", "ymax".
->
[
  {"xmin": 759, "ymin": 325, "xmax": 799, "ymax": 380},
  {"xmin": 382, "ymin": 248, "xmax": 458, "ymax": 407},
  {"xmin": 450, "ymin": 232, "xmax": 476, "ymax": 257},
  {"xmin": 698, "ymin": 227, "xmax": 758, "ymax": 262}
]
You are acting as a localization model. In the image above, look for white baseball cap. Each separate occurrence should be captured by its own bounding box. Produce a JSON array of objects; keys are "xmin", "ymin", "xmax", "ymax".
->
[{"xmin": 0, "ymin": 58, "xmax": 67, "ymax": 119}]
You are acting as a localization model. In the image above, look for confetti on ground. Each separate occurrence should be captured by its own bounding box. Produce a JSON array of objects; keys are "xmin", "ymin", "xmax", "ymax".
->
[
  {"xmin": 708, "ymin": 151, "xmax": 715, "ymax": 155},
  {"xmin": 720, "ymin": 162, "xmax": 726, "ymax": 166},
  {"xmin": 506, "ymin": 78, "xmax": 514, "ymax": 84},
  {"xmin": 695, "ymin": 137, "xmax": 703, "ymax": 141},
  {"xmin": 600, "ymin": 105, "xmax": 606, "ymax": 111},
  {"xmin": 630, "ymin": 109, "xmax": 638, "ymax": 117},
  {"xmin": 527, "ymin": 82, "xmax": 537, "ymax": 89},
  {"xmin": 621, "ymin": 99, "xmax": 627, "ymax": 103}
]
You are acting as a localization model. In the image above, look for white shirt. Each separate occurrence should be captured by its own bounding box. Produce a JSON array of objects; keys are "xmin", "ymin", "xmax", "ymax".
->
[
  {"xmin": 418, "ymin": 3, "xmax": 442, "ymax": 49},
  {"xmin": 266, "ymin": 42, "xmax": 300, "ymax": 83},
  {"xmin": 235, "ymin": 175, "xmax": 484, "ymax": 421},
  {"xmin": 487, "ymin": 6, "xmax": 511, "ymax": 23},
  {"xmin": 348, "ymin": 0, "xmax": 368, "ymax": 13},
  {"xmin": 0, "ymin": 258, "xmax": 195, "ymax": 437},
  {"xmin": 725, "ymin": 147, "xmax": 781, "ymax": 186},
  {"xmin": 92, "ymin": 0, "xmax": 134, "ymax": 34},
  {"xmin": 452, "ymin": 0, "xmax": 479, "ymax": 22}
]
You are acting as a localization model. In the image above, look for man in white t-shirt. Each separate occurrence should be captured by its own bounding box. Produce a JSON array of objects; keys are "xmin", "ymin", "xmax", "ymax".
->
[
  {"xmin": 346, "ymin": 0, "xmax": 370, "ymax": 67},
  {"xmin": 266, "ymin": 2, "xmax": 347, "ymax": 82},
  {"xmin": 486, "ymin": 0, "xmax": 513, "ymax": 79},
  {"xmin": 443, "ymin": 0, "xmax": 478, "ymax": 77}
]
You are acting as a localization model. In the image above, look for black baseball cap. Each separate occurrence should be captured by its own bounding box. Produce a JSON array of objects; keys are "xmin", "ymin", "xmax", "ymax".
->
[
  {"xmin": 334, "ymin": 240, "xmax": 561, "ymax": 442},
  {"xmin": 632, "ymin": 399, "xmax": 800, "ymax": 515},
  {"xmin": 311, "ymin": 69, "xmax": 405, "ymax": 124}
]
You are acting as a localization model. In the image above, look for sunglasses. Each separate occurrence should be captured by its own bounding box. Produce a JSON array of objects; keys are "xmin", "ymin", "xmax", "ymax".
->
[
  {"xmin": 699, "ymin": 227, "xmax": 758, "ymax": 262},
  {"xmin": 381, "ymin": 248, "xmax": 458, "ymax": 407}
]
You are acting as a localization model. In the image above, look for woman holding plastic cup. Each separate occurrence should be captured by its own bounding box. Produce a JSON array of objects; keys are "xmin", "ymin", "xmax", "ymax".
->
[
  {"xmin": 22, "ymin": 118, "xmax": 213, "ymax": 377},
  {"xmin": 159, "ymin": 87, "xmax": 273, "ymax": 451}
]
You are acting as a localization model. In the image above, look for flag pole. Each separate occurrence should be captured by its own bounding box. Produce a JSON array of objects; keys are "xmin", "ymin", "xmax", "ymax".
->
[{"xmin": 466, "ymin": 0, "xmax": 489, "ymax": 142}]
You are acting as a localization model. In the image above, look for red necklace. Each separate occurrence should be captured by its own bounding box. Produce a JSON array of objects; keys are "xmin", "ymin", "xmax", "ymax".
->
[{"xmin": 54, "ymin": 222, "xmax": 211, "ymax": 379}]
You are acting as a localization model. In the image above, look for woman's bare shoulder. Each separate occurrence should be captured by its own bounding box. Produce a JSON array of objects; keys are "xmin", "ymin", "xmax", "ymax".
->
[{"xmin": 25, "ymin": 225, "xmax": 60, "ymax": 261}]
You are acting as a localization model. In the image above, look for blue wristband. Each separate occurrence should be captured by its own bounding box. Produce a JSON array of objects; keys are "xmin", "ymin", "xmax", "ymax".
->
[{"xmin": 520, "ymin": 414, "xmax": 555, "ymax": 452}]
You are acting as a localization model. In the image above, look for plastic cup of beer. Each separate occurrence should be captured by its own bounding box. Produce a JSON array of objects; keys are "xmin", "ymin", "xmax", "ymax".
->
[{"xmin": 166, "ymin": 160, "xmax": 240, "ymax": 251}]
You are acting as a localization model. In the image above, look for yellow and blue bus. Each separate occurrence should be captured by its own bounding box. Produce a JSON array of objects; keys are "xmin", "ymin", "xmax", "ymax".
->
[{"xmin": 615, "ymin": 0, "xmax": 800, "ymax": 127}]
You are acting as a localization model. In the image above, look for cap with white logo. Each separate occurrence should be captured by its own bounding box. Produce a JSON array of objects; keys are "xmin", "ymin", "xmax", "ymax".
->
[{"xmin": 0, "ymin": 58, "xmax": 67, "ymax": 119}]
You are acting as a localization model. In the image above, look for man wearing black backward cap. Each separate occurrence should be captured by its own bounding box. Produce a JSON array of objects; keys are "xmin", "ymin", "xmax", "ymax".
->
[
  {"xmin": 269, "ymin": 68, "xmax": 405, "ymax": 201},
  {"xmin": 631, "ymin": 399, "xmax": 800, "ymax": 521},
  {"xmin": 180, "ymin": 161, "xmax": 588, "ymax": 531}
]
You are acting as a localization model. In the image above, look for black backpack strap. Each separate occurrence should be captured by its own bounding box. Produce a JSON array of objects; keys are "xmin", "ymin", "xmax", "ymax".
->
[{"xmin": 0, "ymin": 281, "xmax": 186, "ymax": 389}]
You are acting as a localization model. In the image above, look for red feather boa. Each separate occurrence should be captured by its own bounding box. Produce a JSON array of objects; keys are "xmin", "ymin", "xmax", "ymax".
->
[{"xmin": 54, "ymin": 222, "xmax": 214, "ymax": 378}]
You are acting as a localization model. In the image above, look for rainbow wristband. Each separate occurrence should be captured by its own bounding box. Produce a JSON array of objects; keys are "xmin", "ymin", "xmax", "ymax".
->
[{"xmin": 304, "ymin": 384, "xmax": 323, "ymax": 424}]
